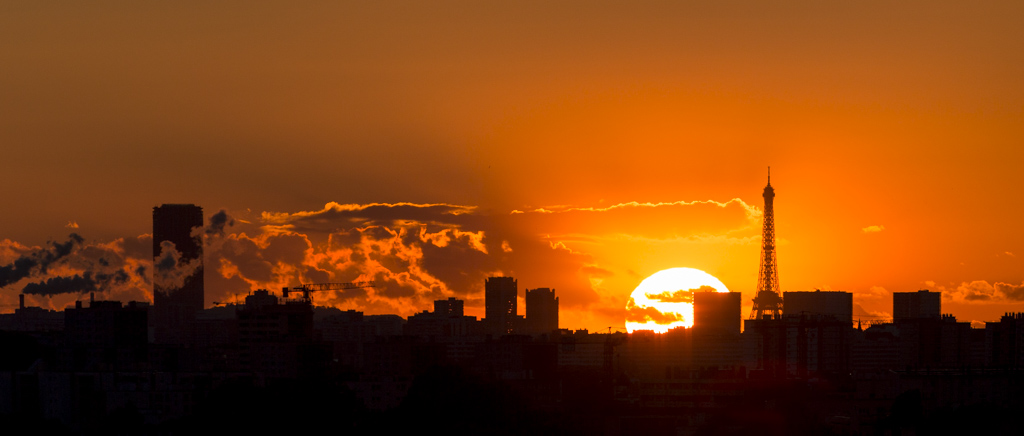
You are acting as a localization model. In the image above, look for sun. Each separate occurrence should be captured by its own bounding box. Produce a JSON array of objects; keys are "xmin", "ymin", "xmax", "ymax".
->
[{"xmin": 625, "ymin": 267, "xmax": 730, "ymax": 333}]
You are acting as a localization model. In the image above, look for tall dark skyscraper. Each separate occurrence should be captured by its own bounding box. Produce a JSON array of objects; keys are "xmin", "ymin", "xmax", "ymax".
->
[
  {"xmin": 525, "ymin": 287, "xmax": 558, "ymax": 334},
  {"xmin": 152, "ymin": 204, "xmax": 204, "ymax": 344},
  {"xmin": 751, "ymin": 169, "xmax": 783, "ymax": 320},
  {"xmin": 485, "ymin": 276, "xmax": 518, "ymax": 334}
]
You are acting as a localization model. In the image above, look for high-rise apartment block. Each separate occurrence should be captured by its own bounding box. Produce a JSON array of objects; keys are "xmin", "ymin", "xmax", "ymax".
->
[
  {"xmin": 525, "ymin": 287, "xmax": 558, "ymax": 334},
  {"xmin": 693, "ymin": 291, "xmax": 741, "ymax": 335},
  {"xmin": 893, "ymin": 290, "xmax": 940, "ymax": 321},
  {"xmin": 485, "ymin": 276, "xmax": 518, "ymax": 335},
  {"xmin": 151, "ymin": 204, "xmax": 204, "ymax": 344}
]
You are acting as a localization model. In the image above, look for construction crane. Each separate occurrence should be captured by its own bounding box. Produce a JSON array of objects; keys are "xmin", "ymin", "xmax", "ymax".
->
[{"xmin": 281, "ymin": 281, "xmax": 375, "ymax": 304}]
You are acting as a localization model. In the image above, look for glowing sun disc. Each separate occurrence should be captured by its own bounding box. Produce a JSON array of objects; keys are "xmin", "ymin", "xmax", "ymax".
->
[{"xmin": 625, "ymin": 267, "xmax": 730, "ymax": 333}]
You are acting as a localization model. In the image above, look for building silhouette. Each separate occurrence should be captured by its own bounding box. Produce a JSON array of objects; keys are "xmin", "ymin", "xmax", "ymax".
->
[
  {"xmin": 0, "ymin": 294, "xmax": 63, "ymax": 332},
  {"xmin": 691, "ymin": 291, "xmax": 744, "ymax": 369},
  {"xmin": 236, "ymin": 289, "xmax": 322, "ymax": 378},
  {"xmin": 893, "ymin": 289, "xmax": 940, "ymax": 321},
  {"xmin": 987, "ymin": 312, "xmax": 1024, "ymax": 368},
  {"xmin": 434, "ymin": 297, "xmax": 465, "ymax": 317},
  {"xmin": 485, "ymin": 276, "xmax": 518, "ymax": 334},
  {"xmin": 784, "ymin": 290, "xmax": 852, "ymax": 322},
  {"xmin": 693, "ymin": 291, "xmax": 741, "ymax": 335},
  {"xmin": 151, "ymin": 204, "xmax": 204, "ymax": 344},
  {"xmin": 64, "ymin": 295, "xmax": 149, "ymax": 370},
  {"xmin": 406, "ymin": 297, "xmax": 478, "ymax": 337},
  {"xmin": 525, "ymin": 287, "xmax": 558, "ymax": 335}
]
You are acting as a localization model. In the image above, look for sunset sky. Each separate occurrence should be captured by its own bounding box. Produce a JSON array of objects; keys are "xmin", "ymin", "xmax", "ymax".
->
[{"xmin": 2, "ymin": 1, "xmax": 1022, "ymax": 330}]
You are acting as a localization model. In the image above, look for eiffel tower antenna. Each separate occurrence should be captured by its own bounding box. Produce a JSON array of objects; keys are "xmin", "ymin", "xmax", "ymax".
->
[{"xmin": 750, "ymin": 167, "xmax": 783, "ymax": 319}]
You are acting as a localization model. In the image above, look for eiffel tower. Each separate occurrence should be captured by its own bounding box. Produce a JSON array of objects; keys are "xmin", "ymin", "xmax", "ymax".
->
[{"xmin": 750, "ymin": 168, "xmax": 783, "ymax": 319}]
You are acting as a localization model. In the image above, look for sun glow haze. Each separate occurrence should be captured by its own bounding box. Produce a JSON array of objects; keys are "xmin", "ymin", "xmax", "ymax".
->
[{"xmin": 625, "ymin": 268, "xmax": 730, "ymax": 333}]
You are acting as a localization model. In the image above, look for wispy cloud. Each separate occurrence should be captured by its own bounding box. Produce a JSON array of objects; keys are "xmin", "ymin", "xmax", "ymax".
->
[
  {"xmin": 862, "ymin": 225, "xmax": 885, "ymax": 233},
  {"xmin": 522, "ymin": 198, "xmax": 761, "ymax": 220},
  {"xmin": 261, "ymin": 202, "xmax": 478, "ymax": 226}
]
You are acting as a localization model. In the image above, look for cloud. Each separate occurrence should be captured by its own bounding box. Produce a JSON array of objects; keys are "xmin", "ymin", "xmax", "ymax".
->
[
  {"xmin": 65, "ymin": 221, "xmax": 79, "ymax": 229},
  {"xmin": 154, "ymin": 241, "xmax": 203, "ymax": 292},
  {"xmin": 206, "ymin": 209, "xmax": 235, "ymax": 236},
  {"xmin": 961, "ymin": 281, "xmax": 996, "ymax": 301},
  {"xmin": 204, "ymin": 221, "xmax": 484, "ymax": 314},
  {"xmin": 644, "ymin": 286, "xmax": 716, "ymax": 303},
  {"xmin": 578, "ymin": 265, "xmax": 613, "ymax": 278},
  {"xmin": 855, "ymin": 285, "xmax": 890, "ymax": 302},
  {"xmin": 242, "ymin": 201, "xmax": 608, "ymax": 310},
  {"xmin": 526, "ymin": 198, "xmax": 761, "ymax": 221},
  {"xmin": 940, "ymin": 280, "xmax": 1024, "ymax": 303},
  {"xmin": 995, "ymin": 282, "xmax": 1024, "ymax": 301},
  {"xmin": 938, "ymin": 280, "xmax": 996, "ymax": 302},
  {"xmin": 215, "ymin": 231, "xmax": 316, "ymax": 289},
  {"xmin": 852, "ymin": 303, "xmax": 891, "ymax": 321},
  {"xmin": 418, "ymin": 227, "xmax": 487, "ymax": 254},
  {"xmin": 862, "ymin": 225, "xmax": 885, "ymax": 233},
  {"xmin": 260, "ymin": 202, "xmax": 478, "ymax": 233},
  {"xmin": 625, "ymin": 301, "xmax": 684, "ymax": 325},
  {"xmin": 509, "ymin": 198, "xmax": 761, "ymax": 242}
]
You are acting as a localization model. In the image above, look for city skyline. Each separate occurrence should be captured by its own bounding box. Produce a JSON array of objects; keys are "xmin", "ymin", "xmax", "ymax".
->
[
  {"xmin": 1, "ymin": 174, "xmax": 1019, "ymax": 332},
  {"xmin": 2, "ymin": 2, "xmax": 1024, "ymax": 331}
]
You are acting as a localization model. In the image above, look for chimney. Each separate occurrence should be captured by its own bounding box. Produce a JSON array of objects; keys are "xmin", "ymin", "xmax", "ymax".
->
[{"xmin": 19, "ymin": 294, "xmax": 24, "ymax": 309}]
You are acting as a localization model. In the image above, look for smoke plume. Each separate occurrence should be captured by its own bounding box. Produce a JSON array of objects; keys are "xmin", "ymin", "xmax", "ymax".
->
[
  {"xmin": 0, "ymin": 234, "xmax": 84, "ymax": 288},
  {"xmin": 22, "ymin": 270, "xmax": 130, "ymax": 296}
]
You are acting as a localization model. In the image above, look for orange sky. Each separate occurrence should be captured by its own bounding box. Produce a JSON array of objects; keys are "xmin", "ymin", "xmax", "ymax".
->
[{"xmin": 1, "ymin": 1, "xmax": 1023, "ymax": 329}]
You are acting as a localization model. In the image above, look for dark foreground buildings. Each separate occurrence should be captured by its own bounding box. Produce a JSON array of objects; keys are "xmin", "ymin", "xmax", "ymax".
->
[
  {"xmin": 5, "ymin": 268, "xmax": 1022, "ymax": 435},
  {"xmin": 4, "ymin": 272, "xmax": 1024, "ymax": 435}
]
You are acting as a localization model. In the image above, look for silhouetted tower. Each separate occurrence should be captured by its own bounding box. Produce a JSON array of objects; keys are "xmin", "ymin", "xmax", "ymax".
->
[
  {"xmin": 525, "ymin": 287, "xmax": 558, "ymax": 334},
  {"xmin": 485, "ymin": 276, "xmax": 518, "ymax": 334},
  {"xmin": 152, "ymin": 204, "xmax": 204, "ymax": 344},
  {"xmin": 751, "ymin": 169, "xmax": 783, "ymax": 319}
]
